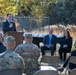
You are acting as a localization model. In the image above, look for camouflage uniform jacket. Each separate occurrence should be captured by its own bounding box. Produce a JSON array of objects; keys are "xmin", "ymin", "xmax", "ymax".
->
[
  {"xmin": 0, "ymin": 50, "xmax": 25, "ymax": 72},
  {"xmin": 15, "ymin": 43, "xmax": 40, "ymax": 75}
]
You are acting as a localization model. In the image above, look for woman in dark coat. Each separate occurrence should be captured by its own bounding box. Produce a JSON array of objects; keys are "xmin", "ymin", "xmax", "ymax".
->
[{"xmin": 59, "ymin": 30, "xmax": 72, "ymax": 61}]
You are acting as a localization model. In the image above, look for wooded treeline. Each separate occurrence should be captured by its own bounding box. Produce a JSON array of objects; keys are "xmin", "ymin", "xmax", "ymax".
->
[{"xmin": 0, "ymin": 0, "xmax": 76, "ymax": 25}]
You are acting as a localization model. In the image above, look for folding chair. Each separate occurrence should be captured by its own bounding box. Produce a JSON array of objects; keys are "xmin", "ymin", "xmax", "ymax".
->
[
  {"xmin": 65, "ymin": 56, "xmax": 76, "ymax": 75},
  {"xmin": 40, "ymin": 55, "xmax": 59, "ymax": 68},
  {"xmin": 69, "ymin": 68, "xmax": 76, "ymax": 75},
  {"xmin": 0, "ymin": 69, "xmax": 22, "ymax": 75},
  {"xmin": 33, "ymin": 70, "xmax": 58, "ymax": 75}
]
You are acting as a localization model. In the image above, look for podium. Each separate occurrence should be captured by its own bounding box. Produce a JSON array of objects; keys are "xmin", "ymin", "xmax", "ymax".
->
[{"xmin": 4, "ymin": 31, "xmax": 23, "ymax": 47}]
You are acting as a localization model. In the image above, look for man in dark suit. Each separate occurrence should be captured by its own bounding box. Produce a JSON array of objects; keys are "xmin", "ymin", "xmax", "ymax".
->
[
  {"xmin": 41, "ymin": 27, "xmax": 57, "ymax": 56},
  {"xmin": 0, "ymin": 32, "xmax": 6, "ymax": 53},
  {"xmin": 2, "ymin": 14, "xmax": 16, "ymax": 34},
  {"xmin": 58, "ymin": 49, "xmax": 76, "ymax": 72}
]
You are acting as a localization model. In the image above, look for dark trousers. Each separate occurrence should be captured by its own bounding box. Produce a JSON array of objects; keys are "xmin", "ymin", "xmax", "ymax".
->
[
  {"xmin": 41, "ymin": 46, "xmax": 56, "ymax": 56},
  {"xmin": 59, "ymin": 47, "xmax": 71, "ymax": 61}
]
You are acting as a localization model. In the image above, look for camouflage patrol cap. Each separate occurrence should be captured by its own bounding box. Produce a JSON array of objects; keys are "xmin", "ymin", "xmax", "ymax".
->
[{"xmin": 24, "ymin": 33, "xmax": 32, "ymax": 38}]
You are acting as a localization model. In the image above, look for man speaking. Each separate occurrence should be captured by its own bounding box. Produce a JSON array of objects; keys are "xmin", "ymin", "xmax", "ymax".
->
[{"xmin": 2, "ymin": 14, "xmax": 16, "ymax": 34}]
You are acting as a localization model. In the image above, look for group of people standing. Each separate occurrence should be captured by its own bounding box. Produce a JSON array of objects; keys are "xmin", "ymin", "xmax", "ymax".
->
[{"xmin": 0, "ymin": 13, "xmax": 76, "ymax": 74}]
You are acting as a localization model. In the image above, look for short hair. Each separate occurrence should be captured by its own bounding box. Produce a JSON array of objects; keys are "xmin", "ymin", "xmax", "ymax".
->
[
  {"xmin": 24, "ymin": 33, "xmax": 32, "ymax": 39},
  {"xmin": 4, "ymin": 36, "xmax": 16, "ymax": 44},
  {"xmin": 7, "ymin": 14, "xmax": 11, "ymax": 17}
]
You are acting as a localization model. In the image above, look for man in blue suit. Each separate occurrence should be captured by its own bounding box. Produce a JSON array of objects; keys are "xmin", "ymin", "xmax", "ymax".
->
[
  {"xmin": 41, "ymin": 27, "xmax": 57, "ymax": 56},
  {"xmin": 2, "ymin": 14, "xmax": 16, "ymax": 34}
]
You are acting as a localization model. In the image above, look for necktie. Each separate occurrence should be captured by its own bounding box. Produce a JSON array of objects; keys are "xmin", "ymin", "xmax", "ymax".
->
[{"xmin": 48, "ymin": 35, "xmax": 52, "ymax": 45}]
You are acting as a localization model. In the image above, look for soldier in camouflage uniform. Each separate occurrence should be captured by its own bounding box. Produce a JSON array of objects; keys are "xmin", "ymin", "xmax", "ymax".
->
[
  {"xmin": 15, "ymin": 33, "xmax": 40, "ymax": 75},
  {"xmin": 0, "ymin": 36, "xmax": 25, "ymax": 72}
]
